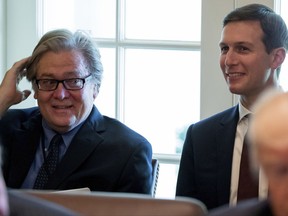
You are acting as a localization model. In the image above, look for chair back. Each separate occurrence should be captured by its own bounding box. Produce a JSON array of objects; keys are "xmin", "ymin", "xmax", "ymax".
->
[
  {"xmin": 24, "ymin": 190, "xmax": 207, "ymax": 216},
  {"xmin": 151, "ymin": 158, "xmax": 160, "ymax": 197}
]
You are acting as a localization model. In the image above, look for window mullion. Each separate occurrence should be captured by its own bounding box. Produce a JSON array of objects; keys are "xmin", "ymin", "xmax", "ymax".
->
[{"xmin": 115, "ymin": 0, "xmax": 126, "ymax": 121}]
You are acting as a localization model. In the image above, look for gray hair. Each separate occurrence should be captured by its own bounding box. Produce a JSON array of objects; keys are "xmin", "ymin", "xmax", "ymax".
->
[{"xmin": 26, "ymin": 29, "xmax": 103, "ymax": 92}]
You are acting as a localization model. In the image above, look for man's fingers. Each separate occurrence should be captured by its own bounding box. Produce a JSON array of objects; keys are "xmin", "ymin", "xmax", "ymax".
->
[
  {"xmin": 13, "ymin": 57, "xmax": 30, "ymax": 71},
  {"xmin": 15, "ymin": 58, "xmax": 30, "ymax": 83}
]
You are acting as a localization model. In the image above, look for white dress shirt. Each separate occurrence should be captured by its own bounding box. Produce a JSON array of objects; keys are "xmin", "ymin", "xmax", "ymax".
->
[{"xmin": 229, "ymin": 102, "xmax": 268, "ymax": 206}]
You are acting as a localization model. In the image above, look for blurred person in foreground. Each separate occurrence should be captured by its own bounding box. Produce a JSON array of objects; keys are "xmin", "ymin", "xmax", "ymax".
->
[
  {"xmin": 208, "ymin": 89, "xmax": 288, "ymax": 216},
  {"xmin": 0, "ymin": 29, "xmax": 153, "ymax": 194},
  {"xmin": 176, "ymin": 3, "xmax": 288, "ymax": 210}
]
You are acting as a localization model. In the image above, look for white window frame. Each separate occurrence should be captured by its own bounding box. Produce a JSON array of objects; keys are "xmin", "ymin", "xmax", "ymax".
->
[{"xmin": 3, "ymin": 0, "xmax": 277, "ymax": 119}]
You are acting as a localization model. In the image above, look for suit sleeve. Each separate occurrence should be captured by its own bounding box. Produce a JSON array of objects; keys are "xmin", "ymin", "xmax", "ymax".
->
[
  {"xmin": 116, "ymin": 138, "xmax": 153, "ymax": 194},
  {"xmin": 176, "ymin": 124, "xmax": 196, "ymax": 197}
]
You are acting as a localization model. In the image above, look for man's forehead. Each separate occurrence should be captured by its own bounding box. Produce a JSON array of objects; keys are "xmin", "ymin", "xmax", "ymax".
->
[
  {"xmin": 220, "ymin": 21, "xmax": 264, "ymax": 46},
  {"xmin": 252, "ymin": 92, "xmax": 288, "ymax": 149}
]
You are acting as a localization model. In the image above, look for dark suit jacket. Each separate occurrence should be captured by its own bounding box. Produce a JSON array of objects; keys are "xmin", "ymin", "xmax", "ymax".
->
[
  {"xmin": 176, "ymin": 105, "xmax": 239, "ymax": 210},
  {"xmin": 9, "ymin": 190, "xmax": 78, "ymax": 216},
  {"xmin": 0, "ymin": 106, "xmax": 153, "ymax": 194},
  {"xmin": 206, "ymin": 199, "xmax": 273, "ymax": 216}
]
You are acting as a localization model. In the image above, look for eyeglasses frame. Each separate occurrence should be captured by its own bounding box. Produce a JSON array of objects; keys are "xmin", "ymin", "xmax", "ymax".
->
[{"xmin": 35, "ymin": 74, "xmax": 92, "ymax": 91}]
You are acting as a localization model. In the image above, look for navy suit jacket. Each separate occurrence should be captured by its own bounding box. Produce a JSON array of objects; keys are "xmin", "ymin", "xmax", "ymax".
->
[
  {"xmin": 176, "ymin": 105, "xmax": 239, "ymax": 210},
  {"xmin": 207, "ymin": 199, "xmax": 273, "ymax": 216},
  {"xmin": 0, "ymin": 106, "xmax": 153, "ymax": 194}
]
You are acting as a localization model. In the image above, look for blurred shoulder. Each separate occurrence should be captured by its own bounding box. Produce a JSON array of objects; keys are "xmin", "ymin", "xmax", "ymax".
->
[
  {"xmin": 8, "ymin": 190, "xmax": 78, "ymax": 216},
  {"xmin": 207, "ymin": 199, "xmax": 273, "ymax": 216}
]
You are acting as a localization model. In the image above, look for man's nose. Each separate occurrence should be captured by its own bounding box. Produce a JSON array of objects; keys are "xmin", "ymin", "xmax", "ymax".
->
[
  {"xmin": 225, "ymin": 50, "xmax": 238, "ymax": 66},
  {"xmin": 53, "ymin": 83, "xmax": 69, "ymax": 99}
]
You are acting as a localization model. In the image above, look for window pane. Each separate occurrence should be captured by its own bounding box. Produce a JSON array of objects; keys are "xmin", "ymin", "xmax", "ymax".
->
[
  {"xmin": 95, "ymin": 48, "xmax": 116, "ymax": 118},
  {"xmin": 155, "ymin": 163, "xmax": 179, "ymax": 198},
  {"xmin": 125, "ymin": 0, "xmax": 201, "ymax": 41},
  {"xmin": 43, "ymin": 0, "xmax": 116, "ymax": 38},
  {"xmin": 279, "ymin": 0, "xmax": 288, "ymax": 90},
  {"xmin": 124, "ymin": 49, "xmax": 200, "ymax": 154}
]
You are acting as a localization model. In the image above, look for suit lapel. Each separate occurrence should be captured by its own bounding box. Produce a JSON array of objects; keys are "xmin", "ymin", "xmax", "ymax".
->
[
  {"xmin": 7, "ymin": 116, "xmax": 43, "ymax": 188},
  {"xmin": 215, "ymin": 105, "xmax": 239, "ymax": 204},
  {"xmin": 46, "ymin": 106, "xmax": 105, "ymax": 189}
]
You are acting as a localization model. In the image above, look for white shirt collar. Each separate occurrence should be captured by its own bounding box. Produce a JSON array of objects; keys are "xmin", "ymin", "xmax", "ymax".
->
[{"xmin": 238, "ymin": 102, "xmax": 251, "ymax": 123}]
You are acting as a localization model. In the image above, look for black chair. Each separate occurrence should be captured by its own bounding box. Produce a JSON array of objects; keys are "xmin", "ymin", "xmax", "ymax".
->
[{"xmin": 151, "ymin": 158, "xmax": 160, "ymax": 197}]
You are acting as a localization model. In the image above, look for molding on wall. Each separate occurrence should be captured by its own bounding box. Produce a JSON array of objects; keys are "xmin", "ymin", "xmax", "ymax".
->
[{"xmin": 0, "ymin": 0, "xmax": 7, "ymax": 80}]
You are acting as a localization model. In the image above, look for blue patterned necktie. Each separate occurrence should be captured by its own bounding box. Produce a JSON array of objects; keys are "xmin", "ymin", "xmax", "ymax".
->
[{"xmin": 33, "ymin": 134, "xmax": 62, "ymax": 189}]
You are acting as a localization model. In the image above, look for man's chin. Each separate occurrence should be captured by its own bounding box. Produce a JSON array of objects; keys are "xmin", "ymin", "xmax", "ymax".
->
[{"xmin": 49, "ymin": 119, "xmax": 77, "ymax": 132}]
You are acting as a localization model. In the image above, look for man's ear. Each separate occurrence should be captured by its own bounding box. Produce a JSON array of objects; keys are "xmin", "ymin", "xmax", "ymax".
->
[
  {"xmin": 271, "ymin": 47, "xmax": 286, "ymax": 70},
  {"xmin": 93, "ymin": 84, "xmax": 98, "ymax": 99},
  {"xmin": 34, "ymin": 91, "xmax": 38, "ymax": 99},
  {"xmin": 32, "ymin": 84, "xmax": 38, "ymax": 99}
]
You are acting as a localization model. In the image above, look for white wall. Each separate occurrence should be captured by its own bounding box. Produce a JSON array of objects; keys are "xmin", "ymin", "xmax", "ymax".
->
[
  {"xmin": 6, "ymin": 0, "xmax": 39, "ymax": 108},
  {"xmin": 201, "ymin": 0, "xmax": 234, "ymax": 119},
  {"xmin": 0, "ymin": 0, "xmax": 6, "ymax": 79}
]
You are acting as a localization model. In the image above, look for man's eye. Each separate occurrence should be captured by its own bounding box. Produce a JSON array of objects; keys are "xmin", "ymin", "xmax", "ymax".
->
[
  {"xmin": 220, "ymin": 46, "xmax": 229, "ymax": 53},
  {"xmin": 68, "ymin": 79, "xmax": 81, "ymax": 85},
  {"xmin": 42, "ymin": 80, "xmax": 56, "ymax": 85},
  {"xmin": 237, "ymin": 46, "xmax": 249, "ymax": 52}
]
